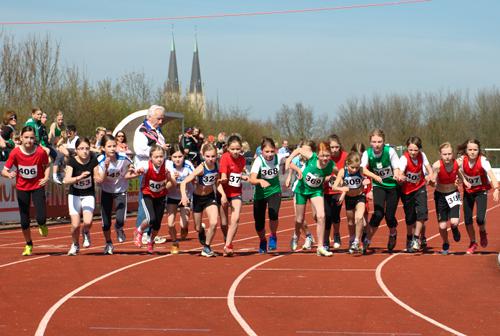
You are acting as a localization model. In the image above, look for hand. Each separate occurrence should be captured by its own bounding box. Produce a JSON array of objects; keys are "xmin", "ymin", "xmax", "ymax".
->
[
  {"xmin": 79, "ymin": 171, "xmax": 91, "ymax": 180},
  {"xmin": 374, "ymin": 176, "xmax": 383, "ymax": 183},
  {"xmin": 285, "ymin": 177, "xmax": 291, "ymax": 188},
  {"xmin": 241, "ymin": 175, "xmax": 249, "ymax": 181},
  {"xmin": 174, "ymin": 171, "xmax": 180, "ymax": 179},
  {"xmin": 493, "ymin": 189, "xmax": 499, "ymax": 202},
  {"xmin": 104, "ymin": 157, "xmax": 111, "ymax": 168},
  {"xmin": 39, "ymin": 177, "xmax": 49, "ymax": 186},
  {"xmin": 219, "ymin": 176, "xmax": 228, "ymax": 184},
  {"xmin": 181, "ymin": 196, "xmax": 190, "ymax": 207},
  {"xmin": 341, "ymin": 186, "xmax": 349, "ymax": 193},
  {"xmin": 221, "ymin": 195, "xmax": 228, "ymax": 206},
  {"xmin": 337, "ymin": 194, "xmax": 345, "ymax": 205},
  {"xmin": 8, "ymin": 171, "xmax": 16, "ymax": 179},
  {"xmin": 463, "ymin": 180, "xmax": 471, "ymax": 189},
  {"xmin": 135, "ymin": 167, "xmax": 145, "ymax": 175},
  {"xmin": 362, "ymin": 178, "xmax": 371, "ymax": 186},
  {"xmin": 296, "ymin": 171, "xmax": 303, "ymax": 180},
  {"xmin": 260, "ymin": 180, "xmax": 270, "ymax": 188}
]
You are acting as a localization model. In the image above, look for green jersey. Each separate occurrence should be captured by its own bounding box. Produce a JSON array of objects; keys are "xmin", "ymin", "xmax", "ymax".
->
[
  {"xmin": 252, "ymin": 155, "xmax": 282, "ymax": 200},
  {"xmin": 367, "ymin": 145, "xmax": 397, "ymax": 188},
  {"xmin": 295, "ymin": 152, "xmax": 334, "ymax": 195}
]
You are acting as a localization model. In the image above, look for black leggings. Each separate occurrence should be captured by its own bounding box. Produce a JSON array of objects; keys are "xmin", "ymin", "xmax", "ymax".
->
[
  {"xmin": 253, "ymin": 193, "xmax": 281, "ymax": 233},
  {"xmin": 324, "ymin": 193, "xmax": 342, "ymax": 231},
  {"xmin": 101, "ymin": 191, "xmax": 127, "ymax": 232},
  {"xmin": 142, "ymin": 195, "xmax": 166, "ymax": 231},
  {"xmin": 369, "ymin": 186, "xmax": 400, "ymax": 228},
  {"xmin": 463, "ymin": 191, "xmax": 487, "ymax": 226},
  {"xmin": 17, "ymin": 188, "xmax": 46, "ymax": 230}
]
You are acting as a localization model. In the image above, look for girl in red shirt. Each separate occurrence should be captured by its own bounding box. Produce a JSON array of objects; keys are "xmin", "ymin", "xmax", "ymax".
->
[
  {"xmin": 458, "ymin": 139, "xmax": 499, "ymax": 254},
  {"xmin": 219, "ymin": 135, "xmax": 248, "ymax": 256},
  {"xmin": 134, "ymin": 144, "xmax": 176, "ymax": 254},
  {"xmin": 2, "ymin": 126, "xmax": 49, "ymax": 256}
]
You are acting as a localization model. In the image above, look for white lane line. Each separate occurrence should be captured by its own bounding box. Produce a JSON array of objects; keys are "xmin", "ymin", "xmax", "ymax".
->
[
  {"xmin": 89, "ymin": 326, "xmax": 211, "ymax": 332},
  {"xmin": 375, "ymin": 204, "xmax": 500, "ymax": 336},
  {"xmin": 227, "ymin": 255, "xmax": 284, "ymax": 336},
  {"xmin": 0, "ymin": 255, "xmax": 50, "ymax": 269},
  {"xmin": 72, "ymin": 295, "xmax": 387, "ymax": 300},
  {"xmin": 255, "ymin": 268, "xmax": 376, "ymax": 272},
  {"xmin": 34, "ymin": 212, "xmax": 312, "ymax": 336},
  {"xmin": 297, "ymin": 331, "xmax": 421, "ymax": 335}
]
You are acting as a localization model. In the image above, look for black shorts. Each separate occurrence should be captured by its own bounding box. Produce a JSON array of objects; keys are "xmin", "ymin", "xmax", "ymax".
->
[
  {"xmin": 434, "ymin": 190, "xmax": 460, "ymax": 222},
  {"xmin": 166, "ymin": 197, "xmax": 187, "ymax": 208},
  {"xmin": 345, "ymin": 194, "xmax": 366, "ymax": 211},
  {"xmin": 193, "ymin": 192, "xmax": 218, "ymax": 213},
  {"xmin": 401, "ymin": 185, "xmax": 428, "ymax": 224}
]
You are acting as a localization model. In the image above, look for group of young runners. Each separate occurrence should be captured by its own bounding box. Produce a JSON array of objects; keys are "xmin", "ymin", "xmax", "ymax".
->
[{"xmin": 1, "ymin": 126, "xmax": 499, "ymax": 257}]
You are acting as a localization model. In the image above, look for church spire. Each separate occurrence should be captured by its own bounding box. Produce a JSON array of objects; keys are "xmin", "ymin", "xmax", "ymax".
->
[
  {"xmin": 189, "ymin": 31, "xmax": 205, "ymax": 116},
  {"xmin": 165, "ymin": 29, "xmax": 180, "ymax": 97}
]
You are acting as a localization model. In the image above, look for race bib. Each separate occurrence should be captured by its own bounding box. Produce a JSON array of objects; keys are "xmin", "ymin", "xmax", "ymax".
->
[
  {"xmin": 202, "ymin": 173, "xmax": 217, "ymax": 186},
  {"xmin": 18, "ymin": 165, "xmax": 37, "ymax": 179},
  {"xmin": 445, "ymin": 192, "xmax": 462, "ymax": 208},
  {"xmin": 464, "ymin": 174, "xmax": 482, "ymax": 187},
  {"xmin": 344, "ymin": 176, "xmax": 363, "ymax": 189},
  {"xmin": 73, "ymin": 175, "xmax": 92, "ymax": 189},
  {"xmin": 261, "ymin": 167, "xmax": 279, "ymax": 180},
  {"xmin": 405, "ymin": 172, "xmax": 421, "ymax": 184},
  {"xmin": 148, "ymin": 179, "xmax": 165, "ymax": 193},
  {"xmin": 375, "ymin": 167, "xmax": 393, "ymax": 179},
  {"xmin": 305, "ymin": 172, "xmax": 324, "ymax": 188},
  {"xmin": 228, "ymin": 173, "xmax": 242, "ymax": 187},
  {"xmin": 106, "ymin": 169, "xmax": 121, "ymax": 179}
]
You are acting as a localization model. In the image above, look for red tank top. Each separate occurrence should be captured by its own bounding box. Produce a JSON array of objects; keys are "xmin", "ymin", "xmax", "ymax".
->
[
  {"xmin": 324, "ymin": 150, "xmax": 347, "ymax": 195},
  {"xmin": 5, "ymin": 146, "xmax": 49, "ymax": 191},
  {"xmin": 142, "ymin": 161, "xmax": 168, "ymax": 198},
  {"xmin": 462, "ymin": 156, "xmax": 490, "ymax": 194},
  {"xmin": 401, "ymin": 151, "xmax": 425, "ymax": 195},
  {"xmin": 437, "ymin": 159, "xmax": 458, "ymax": 185}
]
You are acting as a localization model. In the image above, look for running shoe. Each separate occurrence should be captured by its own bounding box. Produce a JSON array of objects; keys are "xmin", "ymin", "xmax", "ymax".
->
[
  {"xmin": 420, "ymin": 236, "xmax": 428, "ymax": 250},
  {"xmin": 22, "ymin": 244, "xmax": 33, "ymax": 256},
  {"xmin": 411, "ymin": 237, "xmax": 421, "ymax": 252},
  {"xmin": 406, "ymin": 239, "xmax": 414, "ymax": 253},
  {"xmin": 362, "ymin": 239, "xmax": 370, "ymax": 255},
  {"xmin": 259, "ymin": 239, "xmax": 267, "ymax": 254},
  {"xmin": 142, "ymin": 232, "xmax": 150, "ymax": 245},
  {"xmin": 268, "ymin": 235, "xmax": 277, "ymax": 251},
  {"xmin": 171, "ymin": 241, "xmax": 180, "ymax": 254},
  {"xmin": 198, "ymin": 227, "xmax": 206, "ymax": 246},
  {"xmin": 104, "ymin": 242, "xmax": 114, "ymax": 255},
  {"xmin": 38, "ymin": 224, "xmax": 48, "ymax": 237},
  {"xmin": 290, "ymin": 235, "xmax": 298, "ymax": 251},
  {"xmin": 134, "ymin": 229, "xmax": 143, "ymax": 247},
  {"xmin": 116, "ymin": 228, "xmax": 126, "ymax": 243},
  {"xmin": 201, "ymin": 245, "xmax": 216, "ymax": 257},
  {"xmin": 479, "ymin": 230, "xmax": 488, "ymax": 248},
  {"xmin": 441, "ymin": 242, "xmax": 450, "ymax": 255},
  {"xmin": 451, "ymin": 226, "xmax": 461, "ymax": 242},
  {"xmin": 154, "ymin": 236, "xmax": 167, "ymax": 244},
  {"xmin": 67, "ymin": 243, "xmax": 79, "ymax": 256},
  {"xmin": 180, "ymin": 227, "xmax": 189, "ymax": 240},
  {"xmin": 466, "ymin": 241, "xmax": 478, "ymax": 255},
  {"xmin": 349, "ymin": 241, "xmax": 360, "ymax": 254},
  {"xmin": 316, "ymin": 246, "xmax": 333, "ymax": 257},
  {"xmin": 323, "ymin": 238, "xmax": 330, "ymax": 250},
  {"xmin": 333, "ymin": 234, "xmax": 341, "ymax": 249},
  {"xmin": 223, "ymin": 244, "xmax": 234, "ymax": 257},
  {"xmin": 147, "ymin": 241, "xmax": 154, "ymax": 254},
  {"xmin": 387, "ymin": 232, "xmax": 397, "ymax": 252},
  {"xmin": 302, "ymin": 234, "xmax": 314, "ymax": 250},
  {"xmin": 82, "ymin": 231, "xmax": 91, "ymax": 248}
]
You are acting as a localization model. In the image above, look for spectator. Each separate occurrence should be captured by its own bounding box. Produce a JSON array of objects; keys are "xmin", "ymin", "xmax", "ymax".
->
[
  {"xmin": 115, "ymin": 130, "xmax": 133, "ymax": 156},
  {"xmin": 24, "ymin": 108, "xmax": 46, "ymax": 146},
  {"xmin": 180, "ymin": 127, "xmax": 200, "ymax": 165},
  {"xmin": 48, "ymin": 111, "xmax": 65, "ymax": 145},
  {"xmin": 278, "ymin": 139, "xmax": 291, "ymax": 157},
  {"xmin": 215, "ymin": 132, "xmax": 226, "ymax": 156},
  {"xmin": 1, "ymin": 111, "xmax": 18, "ymax": 160},
  {"xmin": 91, "ymin": 126, "xmax": 106, "ymax": 153},
  {"xmin": 133, "ymin": 104, "xmax": 169, "ymax": 232}
]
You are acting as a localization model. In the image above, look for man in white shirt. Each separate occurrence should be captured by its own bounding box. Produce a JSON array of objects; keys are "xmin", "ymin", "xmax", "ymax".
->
[{"xmin": 133, "ymin": 105, "xmax": 169, "ymax": 233}]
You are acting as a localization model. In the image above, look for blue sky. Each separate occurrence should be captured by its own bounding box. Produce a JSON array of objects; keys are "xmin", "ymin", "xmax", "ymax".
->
[{"xmin": 1, "ymin": 0, "xmax": 499, "ymax": 119}]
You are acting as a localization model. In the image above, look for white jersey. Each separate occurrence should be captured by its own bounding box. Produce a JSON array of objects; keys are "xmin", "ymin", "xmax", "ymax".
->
[
  {"xmin": 165, "ymin": 159, "xmax": 195, "ymax": 200},
  {"xmin": 97, "ymin": 153, "xmax": 133, "ymax": 193}
]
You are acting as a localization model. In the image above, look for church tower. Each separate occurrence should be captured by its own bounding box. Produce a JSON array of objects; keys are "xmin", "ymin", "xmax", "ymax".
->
[
  {"xmin": 164, "ymin": 32, "xmax": 180, "ymax": 101},
  {"xmin": 188, "ymin": 36, "xmax": 206, "ymax": 117}
]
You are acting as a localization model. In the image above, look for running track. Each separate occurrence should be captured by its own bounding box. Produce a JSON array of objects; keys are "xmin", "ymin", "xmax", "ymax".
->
[{"xmin": 0, "ymin": 195, "xmax": 499, "ymax": 335}]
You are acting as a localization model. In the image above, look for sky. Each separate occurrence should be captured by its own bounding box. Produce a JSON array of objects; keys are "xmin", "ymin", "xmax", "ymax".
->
[{"xmin": 1, "ymin": 0, "xmax": 499, "ymax": 120}]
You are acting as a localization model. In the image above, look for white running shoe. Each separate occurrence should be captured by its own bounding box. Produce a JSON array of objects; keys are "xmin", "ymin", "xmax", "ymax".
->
[
  {"xmin": 302, "ymin": 234, "xmax": 314, "ymax": 250},
  {"xmin": 116, "ymin": 229, "xmax": 126, "ymax": 243},
  {"xmin": 290, "ymin": 235, "xmax": 298, "ymax": 251},
  {"xmin": 82, "ymin": 232, "xmax": 91, "ymax": 248},
  {"xmin": 142, "ymin": 232, "xmax": 150, "ymax": 245},
  {"xmin": 316, "ymin": 246, "xmax": 333, "ymax": 257},
  {"xmin": 67, "ymin": 243, "xmax": 79, "ymax": 256},
  {"xmin": 104, "ymin": 242, "xmax": 114, "ymax": 255}
]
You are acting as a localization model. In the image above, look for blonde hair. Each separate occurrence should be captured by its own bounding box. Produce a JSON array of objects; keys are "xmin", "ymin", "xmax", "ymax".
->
[
  {"xmin": 345, "ymin": 151, "xmax": 361, "ymax": 166},
  {"xmin": 369, "ymin": 128, "xmax": 385, "ymax": 142},
  {"xmin": 439, "ymin": 142, "xmax": 453, "ymax": 152}
]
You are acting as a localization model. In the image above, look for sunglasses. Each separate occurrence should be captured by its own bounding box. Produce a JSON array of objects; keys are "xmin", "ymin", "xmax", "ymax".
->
[{"xmin": 10, "ymin": 116, "xmax": 17, "ymax": 120}]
